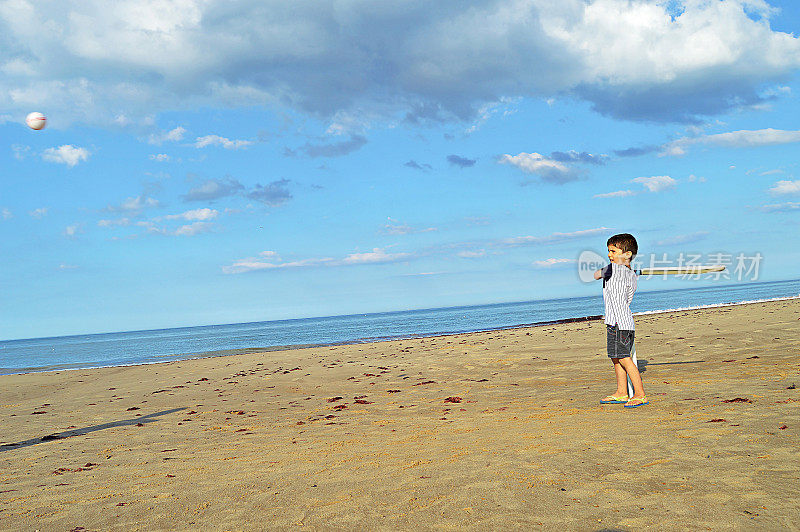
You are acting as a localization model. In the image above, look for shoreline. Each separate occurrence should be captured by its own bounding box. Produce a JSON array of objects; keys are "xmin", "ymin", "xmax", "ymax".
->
[
  {"xmin": 1, "ymin": 297, "xmax": 798, "ymax": 529},
  {"xmin": 2, "ymin": 293, "xmax": 799, "ymax": 377}
]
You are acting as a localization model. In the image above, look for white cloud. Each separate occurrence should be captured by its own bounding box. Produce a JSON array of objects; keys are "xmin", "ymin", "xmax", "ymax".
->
[
  {"xmin": 533, "ymin": 258, "xmax": 575, "ymax": 268},
  {"xmin": 631, "ymin": 175, "xmax": 676, "ymax": 193},
  {"xmin": 596, "ymin": 176, "xmax": 675, "ymax": 198},
  {"xmin": 769, "ymin": 180, "xmax": 800, "ymax": 196},
  {"xmin": 173, "ymin": 221, "xmax": 214, "ymax": 236},
  {"xmin": 457, "ymin": 250, "xmax": 486, "ymax": 258},
  {"xmin": 147, "ymin": 127, "xmax": 186, "ymax": 145},
  {"xmin": 149, "ymin": 153, "xmax": 170, "ymax": 162},
  {"xmin": 1, "ymin": 207, "xmax": 12, "ymax": 220},
  {"xmin": 64, "ymin": 223, "xmax": 82, "ymax": 238},
  {"xmin": 137, "ymin": 219, "xmax": 214, "ymax": 237},
  {"xmin": 12, "ymin": 144, "xmax": 31, "ymax": 160},
  {"xmin": 29, "ymin": 207, "xmax": 48, "ymax": 219},
  {"xmin": 663, "ymin": 129, "xmax": 800, "ymax": 156},
  {"xmin": 760, "ymin": 201, "xmax": 800, "ymax": 212},
  {"xmin": 2, "ymin": 1, "xmax": 797, "ymax": 127},
  {"xmin": 498, "ymin": 152, "xmax": 579, "ymax": 183},
  {"xmin": 163, "ymin": 208, "xmax": 219, "ymax": 221},
  {"xmin": 223, "ymin": 247, "xmax": 410, "ymax": 274},
  {"xmin": 41, "ymin": 145, "xmax": 90, "ymax": 167},
  {"xmin": 382, "ymin": 218, "xmax": 437, "ymax": 235},
  {"xmin": 341, "ymin": 248, "xmax": 410, "ymax": 265},
  {"xmin": 109, "ymin": 195, "xmax": 160, "ymax": 213},
  {"xmin": 594, "ymin": 189, "xmax": 636, "ymax": 199},
  {"xmin": 502, "ymin": 227, "xmax": 611, "ymax": 246},
  {"xmin": 98, "ymin": 217, "xmax": 131, "ymax": 227},
  {"xmin": 194, "ymin": 135, "xmax": 254, "ymax": 150}
]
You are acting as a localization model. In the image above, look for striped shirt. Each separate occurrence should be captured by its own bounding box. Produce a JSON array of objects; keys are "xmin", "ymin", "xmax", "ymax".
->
[{"xmin": 602, "ymin": 263, "xmax": 637, "ymax": 330}]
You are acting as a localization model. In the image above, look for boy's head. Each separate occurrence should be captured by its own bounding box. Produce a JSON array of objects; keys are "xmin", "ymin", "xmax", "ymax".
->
[{"xmin": 607, "ymin": 233, "xmax": 638, "ymax": 265}]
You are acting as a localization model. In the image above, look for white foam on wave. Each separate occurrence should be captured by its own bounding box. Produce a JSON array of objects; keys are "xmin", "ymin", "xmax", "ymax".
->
[{"xmin": 633, "ymin": 293, "xmax": 800, "ymax": 317}]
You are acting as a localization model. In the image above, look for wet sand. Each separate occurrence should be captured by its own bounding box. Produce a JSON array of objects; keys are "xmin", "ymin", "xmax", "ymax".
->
[{"xmin": 1, "ymin": 298, "xmax": 798, "ymax": 530}]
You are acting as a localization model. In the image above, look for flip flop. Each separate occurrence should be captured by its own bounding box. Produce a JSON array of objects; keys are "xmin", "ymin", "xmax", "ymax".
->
[
  {"xmin": 624, "ymin": 397, "xmax": 649, "ymax": 408},
  {"xmin": 600, "ymin": 394, "xmax": 629, "ymax": 404}
]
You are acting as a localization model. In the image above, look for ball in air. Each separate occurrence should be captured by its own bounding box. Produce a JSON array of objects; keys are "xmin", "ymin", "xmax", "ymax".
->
[{"xmin": 26, "ymin": 112, "xmax": 46, "ymax": 130}]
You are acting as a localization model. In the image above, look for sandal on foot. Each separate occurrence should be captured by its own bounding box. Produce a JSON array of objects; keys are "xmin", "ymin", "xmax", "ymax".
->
[
  {"xmin": 600, "ymin": 394, "xmax": 629, "ymax": 404},
  {"xmin": 624, "ymin": 397, "xmax": 649, "ymax": 408}
]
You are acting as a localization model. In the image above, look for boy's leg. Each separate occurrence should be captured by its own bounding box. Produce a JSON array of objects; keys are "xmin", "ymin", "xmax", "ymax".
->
[
  {"xmin": 611, "ymin": 359, "xmax": 629, "ymax": 397},
  {"xmin": 619, "ymin": 356, "xmax": 645, "ymax": 398}
]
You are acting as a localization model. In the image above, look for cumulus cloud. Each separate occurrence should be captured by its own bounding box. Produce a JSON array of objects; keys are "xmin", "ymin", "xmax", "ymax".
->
[
  {"xmin": 195, "ymin": 135, "xmax": 254, "ymax": 150},
  {"xmin": 173, "ymin": 221, "xmax": 214, "ymax": 236},
  {"xmin": 498, "ymin": 152, "xmax": 579, "ymax": 183},
  {"xmin": 663, "ymin": 128, "xmax": 800, "ymax": 156},
  {"xmin": 1, "ymin": 207, "xmax": 12, "ymax": 220},
  {"xmin": 29, "ymin": 208, "xmax": 48, "ymax": 219},
  {"xmin": 246, "ymin": 179, "xmax": 292, "ymax": 207},
  {"xmin": 149, "ymin": 153, "xmax": 170, "ymax": 162},
  {"xmin": 223, "ymin": 247, "xmax": 410, "ymax": 274},
  {"xmin": 183, "ymin": 177, "xmax": 244, "ymax": 202},
  {"xmin": 768, "ymin": 180, "xmax": 800, "ymax": 195},
  {"xmin": 447, "ymin": 155, "xmax": 476, "ymax": 168},
  {"xmin": 106, "ymin": 195, "xmax": 160, "ymax": 214},
  {"xmin": 41, "ymin": 145, "xmax": 90, "ymax": 167},
  {"xmin": 4, "ymin": 1, "xmax": 796, "ymax": 126},
  {"xmin": 147, "ymin": 127, "xmax": 185, "ymax": 145},
  {"xmin": 180, "ymin": 177, "xmax": 293, "ymax": 207},
  {"xmin": 631, "ymin": 175, "xmax": 676, "ymax": 193}
]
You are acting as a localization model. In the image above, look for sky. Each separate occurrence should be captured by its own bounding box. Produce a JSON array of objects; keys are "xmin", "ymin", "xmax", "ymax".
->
[{"xmin": 2, "ymin": 0, "xmax": 800, "ymax": 340}]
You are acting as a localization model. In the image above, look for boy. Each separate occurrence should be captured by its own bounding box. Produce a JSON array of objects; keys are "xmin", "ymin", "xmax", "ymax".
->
[{"xmin": 594, "ymin": 233, "xmax": 647, "ymax": 408}]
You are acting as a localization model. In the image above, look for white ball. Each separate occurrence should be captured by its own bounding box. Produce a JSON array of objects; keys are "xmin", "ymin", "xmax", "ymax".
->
[{"xmin": 26, "ymin": 112, "xmax": 46, "ymax": 130}]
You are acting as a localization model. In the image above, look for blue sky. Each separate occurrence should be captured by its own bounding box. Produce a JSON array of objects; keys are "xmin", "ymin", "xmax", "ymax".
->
[{"xmin": 2, "ymin": 0, "xmax": 800, "ymax": 339}]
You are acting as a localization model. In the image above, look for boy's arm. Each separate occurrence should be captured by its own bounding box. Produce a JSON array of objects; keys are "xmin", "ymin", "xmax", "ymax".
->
[{"xmin": 594, "ymin": 264, "xmax": 611, "ymax": 281}]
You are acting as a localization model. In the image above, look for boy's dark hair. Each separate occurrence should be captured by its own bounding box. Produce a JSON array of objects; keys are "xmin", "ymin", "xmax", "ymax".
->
[{"xmin": 607, "ymin": 233, "xmax": 638, "ymax": 258}]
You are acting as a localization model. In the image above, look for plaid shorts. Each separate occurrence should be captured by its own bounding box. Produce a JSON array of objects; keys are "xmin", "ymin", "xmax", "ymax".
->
[{"xmin": 607, "ymin": 324, "xmax": 634, "ymax": 359}]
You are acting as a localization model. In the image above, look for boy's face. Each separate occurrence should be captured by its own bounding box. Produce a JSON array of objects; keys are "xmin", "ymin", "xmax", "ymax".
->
[{"xmin": 607, "ymin": 244, "xmax": 632, "ymax": 265}]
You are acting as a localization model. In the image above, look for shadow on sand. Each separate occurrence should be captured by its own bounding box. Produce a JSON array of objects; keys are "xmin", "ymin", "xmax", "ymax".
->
[
  {"xmin": 0, "ymin": 408, "xmax": 186, "ymax": 452},
  {"xmin": 639, "ymin": 359, "xmax": 705, "ymax": 374}
]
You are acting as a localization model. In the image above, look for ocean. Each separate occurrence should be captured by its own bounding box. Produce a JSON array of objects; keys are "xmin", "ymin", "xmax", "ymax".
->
[{"xmin": 1, "ymin": 278, "xmax": 798, "ymax": 376}]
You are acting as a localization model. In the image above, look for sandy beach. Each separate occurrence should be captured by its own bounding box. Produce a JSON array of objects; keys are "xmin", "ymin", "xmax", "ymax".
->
[{"xmin": 1, "ymin": 298, "xmax": 798, "ymax": 530}]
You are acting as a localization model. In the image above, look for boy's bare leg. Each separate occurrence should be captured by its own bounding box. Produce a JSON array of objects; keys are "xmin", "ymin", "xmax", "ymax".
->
[
  {"xmin": 619, "ymin": 356, "xmax": 645, "ymax": 398},
  {"xmin": 611, "ymin": 359, "xmax": 629, "ymax": 397}
]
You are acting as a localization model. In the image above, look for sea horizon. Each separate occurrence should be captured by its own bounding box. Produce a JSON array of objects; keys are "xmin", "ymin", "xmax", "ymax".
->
[
  {"xmin": 2, "ymin": 277, "xmax": 799, "ymax": 377},
  {"xmin": 6, "ymin": 276, "xmax": 800, "ymax": 344}
]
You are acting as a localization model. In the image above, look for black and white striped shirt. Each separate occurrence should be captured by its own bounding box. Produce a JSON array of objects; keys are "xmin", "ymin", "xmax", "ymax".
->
[{"xmin": 602, "ymin": 263, "xmax": 637, "ymax": 330}]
